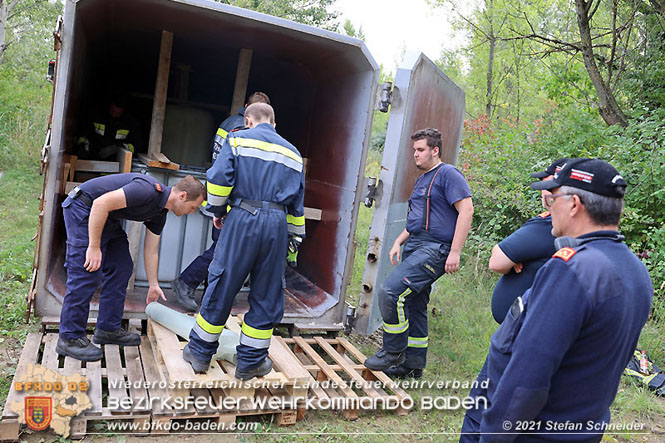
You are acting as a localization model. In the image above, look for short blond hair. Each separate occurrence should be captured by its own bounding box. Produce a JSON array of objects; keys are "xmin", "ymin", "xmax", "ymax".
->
[{"xmin": 174, "ymin": 175, "xmax": 205, "ymax": 201}]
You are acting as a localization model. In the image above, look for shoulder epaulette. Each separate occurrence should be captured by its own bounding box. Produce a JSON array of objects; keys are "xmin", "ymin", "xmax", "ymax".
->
[
  {"xmin": 154, "ymin": 182, "xmax": 163, "ymax": 192},
  {"xmin": 552, "ymin": 247, "xmax": 577, "ymax": 262},
  {"xmin": 538, "ymin": 211, "xmax": 551, "ymax": 218}
]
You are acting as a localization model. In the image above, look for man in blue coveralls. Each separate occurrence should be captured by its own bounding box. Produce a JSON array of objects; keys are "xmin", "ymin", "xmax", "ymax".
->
[
  {"xmin": 183, "ymin": 102, "xmax": 305, "ymax": 380},
  {"xmin": 460, "ymin": 158, "xmax": 652, "ymax": 442},
  {"xmin": 56, "ymin": 174, "xmax": 205, "ymax": 362},
  {"xmin": 488, "ymin": 158, "xmax": 567, "ymax": 323},
  {"xmin": 171, "ymin": 92, "xmax": 271, "ymax": 312},
  {"xmin": 364, "ymin": 128, "xmax": 474, "ymax": 379}
]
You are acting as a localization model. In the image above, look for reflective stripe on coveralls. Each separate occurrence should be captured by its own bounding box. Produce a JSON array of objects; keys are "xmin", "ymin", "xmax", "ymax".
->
[{"xmin": 239, "ymin": 322, "xmax": 273, "ymax": 349}]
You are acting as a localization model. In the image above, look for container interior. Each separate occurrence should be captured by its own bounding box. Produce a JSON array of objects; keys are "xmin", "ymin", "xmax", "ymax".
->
[{"xmin": 40, "ymin": 0, "xmax": 378, "ymax": 325}]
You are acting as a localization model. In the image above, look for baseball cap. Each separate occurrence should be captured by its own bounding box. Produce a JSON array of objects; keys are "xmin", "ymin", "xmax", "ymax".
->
[
  {"xmin": 530, "ymin": 158, "xmax": 627, "ymax": 198},
  {"xmin": 530, "ymin": 158, "xmax": 569, "ymax": 179}
]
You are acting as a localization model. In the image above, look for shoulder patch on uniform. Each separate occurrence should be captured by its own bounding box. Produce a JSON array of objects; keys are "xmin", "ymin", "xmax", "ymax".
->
[
  {"xmin": 538, "ymin": 211, "xmax": 551, "ymax": 218},
  {"xmin": 154, "ymin": 183, "xmax": 163, "ymax": 192},
  {"xmin": 230, "ymin": 127, "xmax": 243, "ymax": 132},
  {"xmin": 552, "ymin": 247, "xmax": 577, "ymax": 261}
]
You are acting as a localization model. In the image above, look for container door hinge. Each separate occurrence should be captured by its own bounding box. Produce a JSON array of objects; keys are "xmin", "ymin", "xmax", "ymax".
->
[
  {"xmin": 363, "ymin": 176, "xmax": 383, "ymax": 208},
  {"xmin": 375, "ymin": 81, "xmax": 393, "ymax": 113},
  {"xmin": 344, "ymin": 303, "xmax": 357, "ymax": 335}
]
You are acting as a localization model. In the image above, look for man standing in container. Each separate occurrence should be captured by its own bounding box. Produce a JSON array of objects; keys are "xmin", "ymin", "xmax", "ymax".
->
[
  {"xmin": 364, "ymin": 128, "xmax": 474, "ymax": 379},
  {"xmin": 461, "ymin": 159, "xmax": 652, "ymax": 441},
  {"xmin": 57, "ymin": 173, "xmax": 205, "ymax": 362},
  {"xmin": 183, "ymin": 103, "xmax": 305, "ymax": 380},
  {"xmin": 171, "ymin": 92, "xmax": 271, "ymax": 312}
]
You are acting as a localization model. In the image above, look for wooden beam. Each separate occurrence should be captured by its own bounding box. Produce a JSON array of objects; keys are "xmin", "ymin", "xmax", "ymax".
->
[
  {"xmin": 76, "ymin": 159, "xmax": 119, "ymax": 173},
  {"xmin": 304, "ymin": 207, "xmax": 322, "ymax": 221},
  {"xmin": 137, "ymin": 153, "xmax": 179, "ymax": 171},
  {"xmin": 148, "ymin": 30, "xmax": 174, "ymax": 159},
  {"xmin": 230, "ymin": 48, "xmax": 253, "ymax": 115},
  {"xmin": 117, "ymin": 147, "xmax": 132, "ymax": 173}
]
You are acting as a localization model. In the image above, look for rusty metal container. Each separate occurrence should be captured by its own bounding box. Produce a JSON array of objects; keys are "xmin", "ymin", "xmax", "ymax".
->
[{"xmin": 34, "ymin": 0, "xmax": 465, "ymax": 335}]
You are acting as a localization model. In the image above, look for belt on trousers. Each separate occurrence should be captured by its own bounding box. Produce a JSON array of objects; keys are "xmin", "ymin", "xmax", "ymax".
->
[
  {"xmin": 230, "ymin": 198, "xmax": 286, "ymax": 216},
  {"xmin": 68, "ymin": 186, "xmax": 93, "ymax": 207}
]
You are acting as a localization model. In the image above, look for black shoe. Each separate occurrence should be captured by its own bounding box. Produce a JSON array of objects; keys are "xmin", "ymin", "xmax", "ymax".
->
[
  {"xmin": 384, "ymin": 364, "xmax": 423, "ymax": 379},
  {"xmin": 56, "ymin": 336, "xmax": 103, "ymax": 362},
  {"xmin": 92, "ymin": 328, "xmax": 141, "ymax": 346},
  {"xmin": 364, "ymin": 349, "xmax": 406, "ymax": 371},
  {"xmin": 235, "ymin": 357, "xmax": 273, "ymax": 381},
  {"xmin": 183, "ymin": 344, "xmax": 210, "ymax": 374},
  {"xmin": 172, "ymin": 278, "xmax": 198, "ymax": 312}
]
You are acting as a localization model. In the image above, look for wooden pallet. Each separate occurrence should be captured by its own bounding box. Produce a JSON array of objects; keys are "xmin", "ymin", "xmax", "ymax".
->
[
  {"xmin": 283, "ymin": 336, "xmax": 413, "ymax": 420},
  {"xmin": 147, "ymin": 317, "xmax": 310, "ymax": 410},
  {"xmin": 0, "ymin": 331, "xmax": 302, "ymax": 440}
]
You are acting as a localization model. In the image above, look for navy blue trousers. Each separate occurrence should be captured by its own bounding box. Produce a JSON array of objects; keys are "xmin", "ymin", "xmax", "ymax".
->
[
  {"xmin": 60, "ymin": 197, "xmax": 133, "ymax": 340},
  {"xmin": 188, "ymin": 206, "xmax": 288, "ymax": 371},
  {"xmin": 379, "ymin": 232, "xmax": 449, "ymax": 369},
  {"xmin": 180, "ymin": 225, "xmax": 220, "ymax": 289}
]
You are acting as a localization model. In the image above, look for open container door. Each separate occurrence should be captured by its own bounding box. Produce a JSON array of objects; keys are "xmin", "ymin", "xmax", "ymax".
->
[{"xmin": 354, "ymin": 52, "xmax": 465, "ymax": 335}]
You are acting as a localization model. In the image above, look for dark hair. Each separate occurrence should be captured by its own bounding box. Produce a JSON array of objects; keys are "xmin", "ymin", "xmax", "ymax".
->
[
  {"xmin": 411, "ymin": 128, "xmax": 442, "ymax": 157},
  {"xmin": 247, "ymin": 91, "xmax": 271, "ymax": 106},
  {"xmin": 245, "ymin": 103, "xmax": 275, "ymax": 125},
  {"xmin": 174, "ymin": 175, "xmax": 205, "ymax": 201}
]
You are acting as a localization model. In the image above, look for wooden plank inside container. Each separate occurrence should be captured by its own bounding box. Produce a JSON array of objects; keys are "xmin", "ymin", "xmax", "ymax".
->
[
  {"xmin": 230, "ymin": 49, "xmax": 253, "ymax": 115},
  {"xmin": 76, "ymin": 160, "xmax": 120, "ymax": 173},
  {"xmin": 148, "ymin": 30, "xmax": 173, "ymax": 159},
  {"xmin": 117, "ymin": 147, "xmax": 132, "ymax": 173}
]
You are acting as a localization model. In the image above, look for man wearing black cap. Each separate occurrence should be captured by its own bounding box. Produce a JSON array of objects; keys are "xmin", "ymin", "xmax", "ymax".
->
[
  {"xmin": 487, "ymin": 158, "xmax": 567, "ymax": 323},
  {"xmin": 460, "ymin": 158, "xmax": 652, "ymax": 441}
]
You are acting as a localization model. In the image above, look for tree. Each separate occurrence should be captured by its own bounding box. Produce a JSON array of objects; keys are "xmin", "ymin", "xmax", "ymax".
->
[
  {"xmin": 217, "ymin": 0, "xmax": 340, "ymax": 31},
  {"xmin": 342, "ymin": 18, "xmax": 366, "ymax": 40},
  {"xmin": 0, "ymin": 0, "xmax": 20, "ymax": 64}
]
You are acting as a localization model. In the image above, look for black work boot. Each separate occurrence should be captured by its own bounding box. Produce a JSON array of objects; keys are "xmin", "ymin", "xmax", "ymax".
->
[
  {"xmin": 56, "ymin": 336, "xmax": 103, "ymax": 362},
  {"xmin": 183, "ymin": 343, "xmax": 210, "ymax": 374},
  {"xmin": 235, "ymin": 357, "xmax": 273, "ymax": 381},
  {"xmin": 172, "ymin": 278, "xmax": 197, "ymax": 312},
  {"xmin": 384, "ymin": 364, "xmax": 423, "ymax": 379},
  {"xmin": 93, "ymin": 327, "xmax": 141, "ymax": 346},
  {"xmin": 364, "ymin": 349, "xmax": 406, "ymax": 371}
]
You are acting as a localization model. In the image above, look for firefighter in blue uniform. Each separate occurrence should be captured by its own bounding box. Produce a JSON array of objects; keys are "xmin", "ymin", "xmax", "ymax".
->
[
  {"xmin": 364, "ymin": 128, "xmax": 474, "ymax": 378},
  {"xmin": 183, "ymin": 103, "xmax": 305, "ymax": 380},
  {"xmin": 488, "ymin": 158, "xmax": 567, "ymax": 323},
  {"xmin": 77, "ymin": 93, "xmax": 143, "ymax": 161},
  {"xmin": 56, "ymin": 173, "xmax": 205, "ymax": 362},
  {"xmin": 460, "ymin": 159, "xmax": 652, "ymax": 442},
  {"xmin": 171, "ymin": 92, "xmax": 271, "ymax": 312}
]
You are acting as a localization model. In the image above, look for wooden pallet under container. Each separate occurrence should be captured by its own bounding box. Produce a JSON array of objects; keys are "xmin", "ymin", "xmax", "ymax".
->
[{"xmin": 283, "ymin": 336, "xmax": 413, "ymax": 420}]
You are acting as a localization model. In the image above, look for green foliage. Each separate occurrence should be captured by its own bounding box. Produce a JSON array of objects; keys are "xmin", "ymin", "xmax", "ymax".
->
[{"xmin": 215, "ymin": 0, "xmax": 340, "ymax": 30}]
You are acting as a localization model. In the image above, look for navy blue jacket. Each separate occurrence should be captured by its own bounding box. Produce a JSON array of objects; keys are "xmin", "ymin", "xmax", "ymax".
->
[
  {"xmin": 211, "ymin": 108, "xmax": 245, "ymax": 162},
  {"xmin": 206, "ymin": 123, "xmax": 305, "ymax": 236},
  {"xmin": 480, "ymin": 231, "xmax": 652, "ymax": 441},
  {"xmin": 78, "ymin": 173, "xmax": 170, "ymax": 235}
]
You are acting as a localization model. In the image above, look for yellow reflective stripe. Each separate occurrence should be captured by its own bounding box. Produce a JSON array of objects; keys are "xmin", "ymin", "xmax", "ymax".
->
[
  {"xmin": 196, "ymin": 313, "xmax": 224, "ymax": 334},
  {"xmin": 217, "ymin": 128, "xmax": 229, "ymax": 139},
  {"xmin": 117, "ymin": 129, "xmax": 129, "ymax": 136},
  {"xmin": 408, "ymin": 336, "xmax": 428, "ymax": 348},
  {"xmin": 286, "ymin": 214, "xmax": 305, "ymax": 226},
  {"xmin": 125, "ymin": 143, "xmax": 134, "ymax": 153},
  {"xmin": 207, "ymin": 182, "xmax": 233, "ymax": 197},
  {"xmin": 241, "ymin": 322, "xmax": 273, "ymax": 339},
  {"xmin": 383, "ymin": 320, "xmax": 409, "ymax": 334},
  {"xmin": 93, "ymin": 123, "xmax": 105, "ymax": 130},
  {"xmin": 231, "ymin": 137, "xmax": 302, "ymax": 165},
  {"xmin": 201, "ymin": 200, "xmax": 208, "ymax": 207},
  {"xmin": 397, "ymin": 288, "xmax": 411, "ymax": 324}
]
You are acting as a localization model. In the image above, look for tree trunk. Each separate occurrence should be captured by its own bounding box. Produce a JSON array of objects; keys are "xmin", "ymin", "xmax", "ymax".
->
[
  {"xmin": 575, "ymin": 0, "xmax": 628, "ymax": 127},
  {"xmin": 485, "ymin": 0, "xmax": 495, "ymax": 117},
  {"xmin": 0, "ymin": 1, "xmax": 9, "ymax": 64}
]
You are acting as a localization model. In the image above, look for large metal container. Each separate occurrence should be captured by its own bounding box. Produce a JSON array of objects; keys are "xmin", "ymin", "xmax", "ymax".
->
[{"xmin": 34, "ymin": 0, "xmax": 465, "ymax": 334}]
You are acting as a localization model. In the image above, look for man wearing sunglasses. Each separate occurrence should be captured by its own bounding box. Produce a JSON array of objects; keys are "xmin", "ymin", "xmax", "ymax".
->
[{"xmin": 461, "ymin": 158, "xmax": 652, "ymax": 442}]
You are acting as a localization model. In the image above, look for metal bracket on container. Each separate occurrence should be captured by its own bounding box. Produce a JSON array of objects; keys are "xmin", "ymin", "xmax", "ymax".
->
[
  {"xmin": 344, "ymin": 303, "xmax": 356, "ymax": 335},
  {"xmin": 363, "ymin": 176, "xmax": 383, "ymax": 208},
  {"xmin": 40, "ymin": 128, "xmax": 51, "ymax": 175},
  {"xmin": 375, "ymin": 81, "xmax": 393, "ymax": 113}
]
